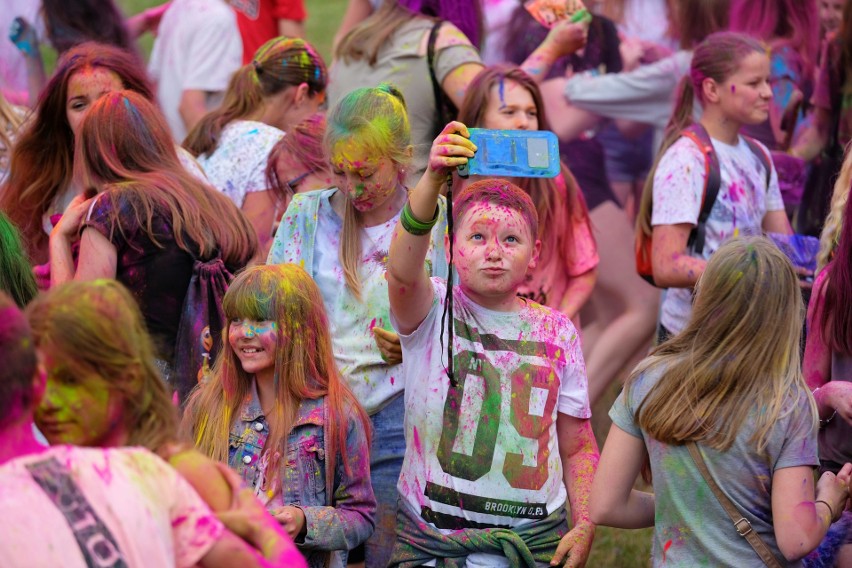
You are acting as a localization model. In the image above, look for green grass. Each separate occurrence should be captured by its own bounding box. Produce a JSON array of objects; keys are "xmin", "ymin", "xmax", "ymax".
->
[{"xmin": 115, "ymin": 1, "xmax": 655, "ymax": 564}]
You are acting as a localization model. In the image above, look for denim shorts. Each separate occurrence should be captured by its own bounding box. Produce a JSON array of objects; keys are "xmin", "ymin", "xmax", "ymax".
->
[{"xmin": 364, "ymin": 392, "xmax": 406, "ymax": 568}]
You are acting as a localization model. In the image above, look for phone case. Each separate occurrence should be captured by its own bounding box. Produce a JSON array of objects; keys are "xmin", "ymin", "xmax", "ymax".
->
[
  {"xmin": 524, "ymin": 0, "xmax": 590, "ymax": 28},
  {"xmin": 458, "ymin": 129, "xmax": 561, "ymax": 179}
]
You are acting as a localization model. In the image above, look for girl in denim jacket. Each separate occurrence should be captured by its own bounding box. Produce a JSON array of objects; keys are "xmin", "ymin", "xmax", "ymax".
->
[{"xmin": 184, "ymin": 264, "xmax": 376, "ymax": 568}]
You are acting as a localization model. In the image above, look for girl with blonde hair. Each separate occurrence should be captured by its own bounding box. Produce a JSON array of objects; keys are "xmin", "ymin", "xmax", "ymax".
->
[
  {"xmin": 183, "ymin": 264, "xmax": 375, "ymax": 568},
  {"xmin": 267, "ymin": 83, "xmax": 448, "ymax": 567},
  {"xmin": 592, "ymin": 236, "xmax": 851, "ymax": 566}
]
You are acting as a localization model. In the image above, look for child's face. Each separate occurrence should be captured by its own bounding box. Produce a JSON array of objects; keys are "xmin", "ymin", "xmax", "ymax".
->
[
  {"xmin": 481, "ymin": 79, "xmax": 540, "ymax": 132},
  {"xmin": 66, "ymin": 66, "xmax": 124, "ymax": 138},
  {"xmin": 820, "ymin": 0, "xmax": 845, "ymax": 34},
  {"xmin": 452, "ymin": 201, "xmax": 540, "ymax": 307},
  {"xmin": 331, "ymin": 139, "xmax": 400, "ymax": 212},
  {"xmin": 34, "ymin": 349, "xmax": 125, "ymax": 447},
  {"xmin": 717, "ymin": 52, "xmax": 772, "ymax": 126},
  {"xmin": 228, "ymin": 319, "xmax": 278, "ymax": 380}
]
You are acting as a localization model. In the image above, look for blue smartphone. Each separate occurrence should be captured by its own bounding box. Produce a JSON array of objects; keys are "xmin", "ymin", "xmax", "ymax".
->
[{"xmin": 457, "ymin": 129, "xmax": 561, "ymax": 179}]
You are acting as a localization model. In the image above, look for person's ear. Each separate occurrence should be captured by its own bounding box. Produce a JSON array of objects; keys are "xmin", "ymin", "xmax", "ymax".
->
[
  {"xmin": 528, "ymin": 238, "xmax": 542, "ymax": 271},
  {"xmin": 702, "ymin": 77, "xmax": 721, "ymax": 104},
  {"xmin": 293, "ymin": 82, "xmax": 310, "ymax": 106},
  {"xmin": 405, "ymin": 145, "xmax": 414, "ymax": 160}
]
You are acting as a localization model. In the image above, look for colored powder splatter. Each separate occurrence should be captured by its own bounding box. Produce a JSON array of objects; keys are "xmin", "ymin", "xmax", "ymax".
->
[
  {"xmin": 662, "ymin": 539, "xmax": 672, "ymax": 562},
  {"xmin": 731, "ymin": 85, "xmax": 736, "ymax": 93},
  {"xmin": 498, "ymin": 77, "xmax": 507, "ymax": 109}
]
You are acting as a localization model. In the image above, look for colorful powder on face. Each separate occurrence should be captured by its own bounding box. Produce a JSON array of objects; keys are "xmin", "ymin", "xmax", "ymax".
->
[
  {"xmin": 498, "ymin": 77, "xmax": 507, "ymax": 110},
  {"xmin": 731, "ymin": 85, "xmax": 736, "ymax": 93}
]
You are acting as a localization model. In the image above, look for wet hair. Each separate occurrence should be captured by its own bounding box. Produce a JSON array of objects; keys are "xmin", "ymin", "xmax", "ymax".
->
[
  {"xmin": 1, "ymin": 42, "xmax": 153, "ymax": 263},
  {"xmin": 0, "ymin": 212, "xmax": 37, "ymax": 308},
  {"xmin": 265, "ymin": 113, "xmax": 329, "ymax": 203},
  {"xmin": 27, "ymin": 280, "xmax": 179, "ymax": 452},
  {"xmin": 457, "ymin": 64, "xmax": 591, "ymax": 272},
  {"xmin": 184, "ymin": 37, "xmax": 327, "ymax": 157},
  {"xmin": 0, "ymin": 293, "xmax": 38, "ymax": 428},
  {"xmin": 453, "ymin": 178, "xmax": 539, "ymax": 239},
  {"xmin": 325, "ymin": 83, "xmax": 411, "ymax": 298},
  {"xmin": 75, "ymin": 90, "xmax": 257, "ymax": 268},
  {"xmin": 184, "ymin": 264, "xmax": 372, "ymax": 496}
]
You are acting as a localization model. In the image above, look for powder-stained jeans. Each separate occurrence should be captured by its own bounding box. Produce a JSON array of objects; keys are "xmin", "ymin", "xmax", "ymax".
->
[{"xmin": 365, "ymin": 392, "xmax": 406, "ymax": 568}]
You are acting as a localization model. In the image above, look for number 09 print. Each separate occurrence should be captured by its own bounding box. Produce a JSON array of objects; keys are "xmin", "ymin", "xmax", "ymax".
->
[{"xmin": 436, "ymin": 349, "xmax": 560, "ymax": 491}]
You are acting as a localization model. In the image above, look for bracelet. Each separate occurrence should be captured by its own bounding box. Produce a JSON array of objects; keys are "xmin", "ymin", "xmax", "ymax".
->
[
  {"xmin": 815, "ymin": 500, "xmax": 836, "ymax": 522},
  {"xmin": 401, "ymin": 201, "xmax": 439, "ymax": 236},
  {"xmin": 820, "ymin": 410, "xmax": 837, "ymax": 428}
]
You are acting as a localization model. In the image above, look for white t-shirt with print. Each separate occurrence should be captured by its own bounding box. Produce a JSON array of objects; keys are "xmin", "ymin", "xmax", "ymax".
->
[
  {"xmin": 148, "ymin": 0, "xmax": 242, "ymax": 141},
  {"xmin": 0, "ymin": 445, "xmax": 223, "ymax": 568},
  {"xmin": 651, "ymin": 134, "xmax": 784, "ymax": 334},
  {"xmin": 196, "ymin": 120, "xmax": 284, "ymax": 207},
  {"xmin": 393, "ymin": 279, "xmax": 590, "ymax": 565},
  {"xmin": 312, "ymin": 202, "xmax": 406, "ymax": 413}
]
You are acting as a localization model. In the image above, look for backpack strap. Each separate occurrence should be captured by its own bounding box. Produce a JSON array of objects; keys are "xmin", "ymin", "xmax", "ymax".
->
[
  {"xmin": 681, "ymin": 123, "xmax": 721, "ymax": 255},
  {"xmin": 743, "ymin": 136, "xmax": 773, "ymax": 191}
]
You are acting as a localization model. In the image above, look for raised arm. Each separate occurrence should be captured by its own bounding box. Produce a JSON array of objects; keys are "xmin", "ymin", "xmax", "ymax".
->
[{"xmin": 387, "ymin": 122, "xmax": 475, "ymax": 334}]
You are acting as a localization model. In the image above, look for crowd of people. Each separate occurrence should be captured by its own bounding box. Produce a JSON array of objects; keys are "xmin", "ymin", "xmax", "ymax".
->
[{"xmin": 2, "ymin": 0, "xmax": 852, "ymax": 567}]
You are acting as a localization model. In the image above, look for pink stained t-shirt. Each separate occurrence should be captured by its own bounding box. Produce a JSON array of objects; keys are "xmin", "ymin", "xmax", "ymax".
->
[
  {"xmin": 0, "ymin": 445, "xmax": 224, "ymax": 567},
  {"xmin": 517, "ymin": 173, "xmax": 599, "ymax": 310}
]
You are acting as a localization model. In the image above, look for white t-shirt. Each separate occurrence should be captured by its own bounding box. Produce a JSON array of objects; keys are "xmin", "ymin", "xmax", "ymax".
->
[
  {"xmin": 651, "ymin": 135, "xmax": 784, "ymax": 333},
  {"xmin": 0, "ymin": 446, "xmax": 223, "ymax": 568},
  {"xmin": 312, "ymin": 202, "xmax": 405, "ymax": 412},
  {"xmin": 196, "ymin": 120, "xmax": 284, "ymax": 206},
  {"xmin": 148, "ymin": 0, "xmax": 242, "ymax": 141},
  {"xmin": 393, "ymin": 280, "xmax": 590, "ymax": 565}
]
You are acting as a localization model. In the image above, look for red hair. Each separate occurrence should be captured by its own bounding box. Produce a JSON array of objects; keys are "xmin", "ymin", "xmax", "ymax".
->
[
  {"xmin": 0, "ymin": 42, "xmax": 153, "ymax": 264},
  {"xmin": 821, "ymin": 180, "xmax": 852, "ymax": 355},
  {"xmin": 454, "ymin": 178, "xmax": 539, "ymax": 238}
]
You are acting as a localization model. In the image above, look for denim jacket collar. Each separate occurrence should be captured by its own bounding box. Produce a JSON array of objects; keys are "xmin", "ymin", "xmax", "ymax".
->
[{"xmin": 239, "ymin": 379, "xmax": 326, "ymax": 427}]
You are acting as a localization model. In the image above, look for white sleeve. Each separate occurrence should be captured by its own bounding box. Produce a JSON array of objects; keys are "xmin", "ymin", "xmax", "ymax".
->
[
  {"xmin": 556, "ymin": 320, "xmax": 591, "ymax": 419},
  {"xmin": 183, "ymin": 8, "xmax": 242, "ymax": 92},
  {"xmin": 650, "ymin": 138, "xmax": 706, "ymax": 227},
  {"xmin": 564, "ymin": 51, "xmax": 692, "ymax": 128},
  {"xmin": 757, "ymin": 141, "xmax": 785, "ymax": 212}
]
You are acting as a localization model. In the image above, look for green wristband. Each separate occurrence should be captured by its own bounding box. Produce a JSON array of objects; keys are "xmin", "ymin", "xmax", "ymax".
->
[{"xmin": 401, "ymin": 201, "xmax": 439, "ymax": 236}]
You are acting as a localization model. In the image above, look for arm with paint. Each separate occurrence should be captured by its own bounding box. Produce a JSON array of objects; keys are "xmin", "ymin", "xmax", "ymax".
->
[
  {"xmin": 387, "ymin": 121, "xmax": 476, "ymax": 334},
  {"xmin": 552, "ymin": 414, "xmax": 598, "ymax": 567},
  {"xmin": 558, "ymin": 268, "xmax": 596, "ymax": 321},
  {"xmin": 521, "ymin": 19, "xmax": 589, "ymax": 84},
  {"xmin": 589, "ymin": 424, "xmax": 655, "ymax": 529},
  {"xmin": 49, "ymin": 193, "xmax": 118, "ymax": 287},
  {"xmin": 651, "ymin": 224, "xmax": 706, "ymax": 288}
]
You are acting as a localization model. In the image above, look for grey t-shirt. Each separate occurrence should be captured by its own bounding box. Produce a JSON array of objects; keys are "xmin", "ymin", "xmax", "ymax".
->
[
  {"xmin": 610, "ymin": 364, "xmax": 819, "ymax": 567},
  {"xmin": 328, "ymin": 18, "xmax": 482, "ymax": 186}
]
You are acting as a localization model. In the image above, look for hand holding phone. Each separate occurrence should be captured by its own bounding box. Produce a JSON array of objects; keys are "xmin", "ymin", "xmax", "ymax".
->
[{"xmin": 457, "ymin": 129, "xmax": 561, "ymax": 179}]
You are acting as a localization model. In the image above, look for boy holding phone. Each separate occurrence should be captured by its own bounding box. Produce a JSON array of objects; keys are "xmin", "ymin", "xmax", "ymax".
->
[{"xmin": 386, "ymin": 122, "xmax": 599, "ymax": 567}]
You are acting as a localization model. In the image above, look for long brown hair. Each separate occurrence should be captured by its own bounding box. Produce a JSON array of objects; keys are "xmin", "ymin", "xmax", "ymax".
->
[
  {"xmin": 325, "ymin": 84, "xmax": 411, "ymax": 299},
  {"xmin": 630, "ymin": 237, "xmax": 815, "ymax": 455},
  {"xmin": 184, "ymin": 37, "xmax": 327, "ymax": 157},
  {"xmin": 1, "ymin": 42, "xmax": 153, "ymax": 263},
  {"xmin": 28, "ymin": 280, "xmax": 180, "ymax": 454},
  {"xmin": 456, "ymin": 65, "xmax": 591, "ymax": 273},
  {"xmin": 184, "ymin": 264, "xmax": 371, "ymax": 494},
  {"xmin": 76, "ymin": 90, "xmax": 257, "ymax": 267},
  {"xmin": 636, "ymin": 32, "xmax": 763, "ymax": 251}
]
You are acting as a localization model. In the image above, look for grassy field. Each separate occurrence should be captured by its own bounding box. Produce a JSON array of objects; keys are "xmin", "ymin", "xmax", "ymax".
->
[{"xmin": 114, "ymin": 0, "xmax": 654, "ymax": 564}]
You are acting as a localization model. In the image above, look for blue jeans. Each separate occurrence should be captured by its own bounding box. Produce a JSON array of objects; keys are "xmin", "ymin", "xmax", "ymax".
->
[{"xmin": 365, "ymin": 392, "xmax": 406, "ymax": 568}]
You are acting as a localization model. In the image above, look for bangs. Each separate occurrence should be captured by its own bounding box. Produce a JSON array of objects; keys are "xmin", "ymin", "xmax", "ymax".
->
[{"xmin": 223, "ymin": 272, "xmax": 278, "ymax": 322}]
